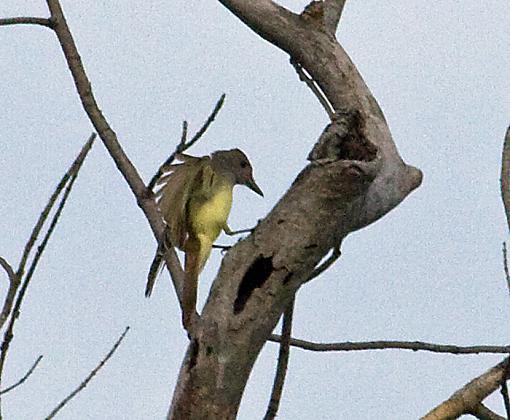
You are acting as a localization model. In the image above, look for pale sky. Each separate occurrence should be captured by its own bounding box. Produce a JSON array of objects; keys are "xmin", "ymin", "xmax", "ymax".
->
[{"xmin": 1, "ymin": 1, "xmax": 510, "ymax": 419}]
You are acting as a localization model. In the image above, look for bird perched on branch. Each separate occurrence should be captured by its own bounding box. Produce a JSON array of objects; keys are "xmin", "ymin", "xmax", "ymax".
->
[{"xmin": 146, "ymin": 149, "xmax": 263, "ymax": 333}]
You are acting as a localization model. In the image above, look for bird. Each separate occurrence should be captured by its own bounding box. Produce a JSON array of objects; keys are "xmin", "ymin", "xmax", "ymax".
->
[{"xmin": 145, "ymin": 148, "xmax": 263, "ymax": 332}]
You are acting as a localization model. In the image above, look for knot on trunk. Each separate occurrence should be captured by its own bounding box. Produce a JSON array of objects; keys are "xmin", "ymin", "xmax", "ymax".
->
[{"xmin": 308, "ymin": 109, "xmax": 378, "ymax": 163}]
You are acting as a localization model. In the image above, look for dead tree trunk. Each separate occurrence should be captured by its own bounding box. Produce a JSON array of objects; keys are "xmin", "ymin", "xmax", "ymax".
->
[{"xmin": 168, "ymin": 1, "xmax": 422, "ymax": 418}]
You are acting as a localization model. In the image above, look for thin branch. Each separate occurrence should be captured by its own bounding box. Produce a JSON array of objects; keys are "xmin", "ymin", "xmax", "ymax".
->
[
  {"xmin": 0, "ymin": 17, "xmax": 52, "ymax": 27},
  {"xmin": 147, "ymin": 94, "xmax": 226, "ymax": 190},
  {"xmin": 501, "ymin": 382, "xmax": 510, "ymax": 420},
  {"xmin": 180, "ymin": 120, "xmax": 188, "ymax": 145},
  {"xmin": 45, "ymin": 327, "xmax": 129, "ymax": 420},
  {"xmin": 500, "ymin": 360, "xmax": 510, "ymax": 419},
  {"xmin": 267, "ymin": 336, "xmax": 510, "ymax": 355},
  {"xmin": 212, "ymin": 244, "xmax": 231, "ymax": 252},
  {"xmin": 0, "ymin": 355, "xmax": 43, "ymax": 395},
  {"xmin": 0, "ymin": 259, "xmax": 15, "ymax": 285},
  {"xmin": 323, "ymin": 0, "xmax": 347, "ymax": 33},
  {"xmin": 264, "ymin": 298, "xmax": 294, "ymax": 420},
  {"xmin": 0, "ymin": 135, "xmax": 94, "ymax": 418},
  {"xmin": 500, "ymin": 126, "xmax": 510, "ymax": 232},
  {"xmin": 503, "ymin": 243, "xmax": 510, "ymax": 296},
  {"xmin": 422, "ymin": 357, "xmax": 510, "ymax": 420},
  {"xmin": 290, "ymin": 58, "xmax": 335, "ymax": 120},
  {"xmin": 0, "ymin": 258, "xmax": 19, "ymax": 330},
  {"xmin": 186, "ymin": 94, "xmax": 226, "ymax": 151},
  {"xmin": 44, "ymin": 0, "xmax": 185, "ymax": 302},
  {"xmin": 469, "ymin": 404, "xmax": 506, "ymax": 420},
  {"xmin": 16, "ymin": 134, "xmax": 95, "ymax": 279}
]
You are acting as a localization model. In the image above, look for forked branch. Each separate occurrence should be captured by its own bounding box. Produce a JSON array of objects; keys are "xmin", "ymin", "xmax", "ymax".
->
[
  {"xmin": 422, "ymin": 357, "xmax": 510, "ymax": 420},
  {"xmin": 0, "ymin": 134, "xmax": 95, "ymax": 418},
  {"xmin": 43, "ymin": 0, "xmax": 185, "ymax": 302},
  {"xmin": 148, "ymin": 94, "xmax": 226, "ymax": 189}
]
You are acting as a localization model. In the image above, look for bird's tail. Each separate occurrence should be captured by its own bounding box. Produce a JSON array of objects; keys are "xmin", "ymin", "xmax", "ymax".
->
[
  {"xmin": 182, "ymin": 237, "xmax": 200, "ymax": 328},
  {"xmin": 145, "ymin": 242, "xmax": 165, "ymax": 297},
  {"xmin": 181, "ymin": 235, "xmax": 213, "ymax": 330}
]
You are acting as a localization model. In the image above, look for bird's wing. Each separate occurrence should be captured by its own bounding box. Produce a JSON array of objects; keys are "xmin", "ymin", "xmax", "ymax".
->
[
  {"xmin": 156, "ymin": 156, "xmax": 210, "ymax": 250},
  {"xmin": 189, "ymin": 160, "xmax": 216, "ymax": 202},
  {"xmin": 175, "ymin": 153, "xmax": 201, "ymax": 163}
]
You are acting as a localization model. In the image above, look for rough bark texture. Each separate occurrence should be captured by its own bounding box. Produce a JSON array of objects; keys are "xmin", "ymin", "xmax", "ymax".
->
[{"xmin": 169, "ymin": 1, "xmax": 422, "ymax": 418}]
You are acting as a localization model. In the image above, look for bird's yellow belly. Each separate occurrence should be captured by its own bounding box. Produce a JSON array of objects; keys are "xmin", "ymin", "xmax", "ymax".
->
[{"xmin": 191, "ymin": 186, "xmax": 233, "ymax": 241}]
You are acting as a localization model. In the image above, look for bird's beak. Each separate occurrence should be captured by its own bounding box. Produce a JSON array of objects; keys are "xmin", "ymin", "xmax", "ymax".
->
[{"xmin": 245, "ymin": 177, "xmax": 264, "ymax": 197}]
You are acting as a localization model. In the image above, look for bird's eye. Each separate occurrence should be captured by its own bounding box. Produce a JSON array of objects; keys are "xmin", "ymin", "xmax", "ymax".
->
[{"xmin": 240, "ymin": 161, "xmax": 248, "ymax": 168}]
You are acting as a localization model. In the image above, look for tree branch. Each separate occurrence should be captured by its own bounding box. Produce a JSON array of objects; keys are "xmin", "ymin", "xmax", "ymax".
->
[
  {"xmin": 290, "ymin": 58, "xmax": 335, "ymax": 119},
  {"xmin": 0, "ymin": 355, "xmax": 43, "ymax": 395},
  {"xmin": 0, "ymin": 135, "xmax": 94, "ymax": 418},
  {"xmin": 502, "ymin": 243, "xmax": 510, "ymax": 301},
  {"xmin": 0, "ymin": 17, "xmax": 51, "ymax": 27},
  {"xmin": 469, "ymin": 404, "xmax": 506, "ymax": 420},
  {"xmin": 323, "ymin": 0, "xmax": 347, "ymax": 34},
  {"xmin": 0, "ymin": 259, "xmax": 15, "ymax": 285},
  {"xmin": 45, "ymin": 327, "xmax": 129, "ymax": 420},
  {"xmin": 44, "ymin": 0, "xmax": 185, "ymax": 303},
  {"xmin": 267, "ymin": 336, "xmax": 510, "ymax": 355},
  {"xmin": 500, "ymin": 360, "xmax": 510, "ymax": 419},
  {"xmin": 500, "ymin": 126, "xmax": 510, "ymax": 231},
  {"xmin": 263, "ymin": 298, "xmax": 294, "ymax": 420},
  {"xmin": 16, "ymin": 135, "xmax": 96, "ymax": 279},
  {"xmin": 0, "ymin": 258, "xmax": 19, "ymax": 331},
  {"xmin": 148, "ymin": 93, "xmax": 226, "ymax": 190},
  {"xmin": 422, "ymin": 357, "xmax": 510, "ymax": 420}
]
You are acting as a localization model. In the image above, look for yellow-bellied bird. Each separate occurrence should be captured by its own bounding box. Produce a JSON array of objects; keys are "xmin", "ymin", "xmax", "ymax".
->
[{"xmin": 146, "ymin": 149, "xmax": 263, "ymax": 332}]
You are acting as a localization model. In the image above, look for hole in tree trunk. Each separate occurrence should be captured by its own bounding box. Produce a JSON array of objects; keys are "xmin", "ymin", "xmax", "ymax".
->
[{"xmin": 234, "ymin": 256, "xmax": 273, "ymax": 314}]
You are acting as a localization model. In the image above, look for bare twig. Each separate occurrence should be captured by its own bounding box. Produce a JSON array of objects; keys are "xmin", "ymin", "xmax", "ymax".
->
[
  {"xmin": 147, "ymin": 121, "xmax": 188, "ymax": 191},
  {"xmin": 0, "ymin": 135, "xmax": 94, "ymax": 418},
  {"xmin": 186, "ymin": 94, "xmax": 226, "ymax": 151},
  {"xmin": 268, "ymin": 336, "xmax": 510, "ymax": 355},
  {"xmin": 503, "ymin": 243, "xmax": 510, "ymax": 298},
  {"xmin": 0, "ymin": 258, "xmax": 19, "ymax": 330},
  {"xmin": 0, "ymin": 17, "xmax": 51, "ymax": 27},
  {"xmin": 0, "ymin": 259, "xmax": 15, "ymax": 285},
  {"xmin": 501, "ymin": 382, "xmax": 510, "ymax": 420},
  {"xmin": 264, "ymin": 298, "xmax": 294, "ymax": 420},
  {"xmin": 500, "ymin": 126, "xmax": 510, "ymax": 232},
  {"xmin": 0, "ymin": 355, "xmax": 43, "ymax": 395},
  {"xmin": 501, "ymin": 360, "xmax": 510, "ymax": 420},
  {"xmin": 422, "ymin": 357, "xmax": 510, "ymax": 420},
  {"xmin": 290, "ymin": 58, "xmax": 335, "ymax": 120},
  {"xmin": 45, "ymin": 327, "xmax": 129, "ymax": 420},
  {"xmin": 147, "ymin": 94, "xmax": 226, "ymax": 190},
  {"xmin": 212, "ymin": 244, "xmax": 231, "ymax": 252},
  {"xmin": 469, "ymin": 404, "xmax": 506, "ymax": 420},
  {"xmin": 16, "ymin": 135, "xmax": 96, "ymax": 279},
  {"xmin": 180, "ymin": 120, "xmax": 188, "ymax": 145}
]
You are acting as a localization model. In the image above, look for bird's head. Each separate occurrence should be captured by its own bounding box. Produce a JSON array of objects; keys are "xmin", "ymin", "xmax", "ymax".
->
[{"xmin": 212, "ymin": 148, "xmax": 263, "ymax": 197}]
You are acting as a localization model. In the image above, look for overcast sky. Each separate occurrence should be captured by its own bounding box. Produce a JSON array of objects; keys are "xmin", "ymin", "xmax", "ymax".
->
[{"xmin": 1, "ymin": 1, "xmax": 510, "ymax": 419}]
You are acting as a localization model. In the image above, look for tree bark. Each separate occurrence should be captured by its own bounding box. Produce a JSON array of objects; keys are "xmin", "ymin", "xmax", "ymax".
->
[{"xmin": 168, "ymin": 1, "xmax": 422, "ymax": 418}]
